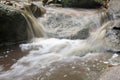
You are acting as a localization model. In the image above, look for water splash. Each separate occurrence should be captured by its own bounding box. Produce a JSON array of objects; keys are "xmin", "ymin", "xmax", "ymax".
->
[
  {"xmin": 11, "ymin": 3, "xmax": 47, "ymax": 40},
  {"xmin": 22, "ymin": 4, "xmax": 47, "ymax": 38},
  {"xmin": 0, "ymin": 20, "xmax": 119, "ymax": 80}
]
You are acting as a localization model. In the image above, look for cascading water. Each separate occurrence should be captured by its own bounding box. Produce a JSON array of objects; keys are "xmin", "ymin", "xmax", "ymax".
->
[
  {"xmin": 38, "ymin": 7, "xmax": 117, "ymax": 39},
  {"xmin": 0, "ymin": 20, "xmax": 120, "ymax": 80},
  {"xmin": 21, "ymin": 4, "xmax": 47, "ymax": 38},
  {"xmin": 13, "ymin": 3, "xmax": 47, "ymax": 40},
  {"xmin": 0, "ymin": 0, "xmax": 120, "ymax": 80}
]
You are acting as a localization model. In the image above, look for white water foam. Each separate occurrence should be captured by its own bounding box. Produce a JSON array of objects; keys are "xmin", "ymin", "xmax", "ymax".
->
[
  {"xmin": 0, "ymin": 38, "xmax": 103, "ymax": 80},
  {"xmin": 0, "ymin": 21, "xmax": 119, "ymax": 80}
]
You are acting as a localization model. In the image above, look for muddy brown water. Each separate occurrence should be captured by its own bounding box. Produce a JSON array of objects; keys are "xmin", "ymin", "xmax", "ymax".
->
[{"xmin": 0, "ymin": 44, "xmax": 28, "ymax": 71}]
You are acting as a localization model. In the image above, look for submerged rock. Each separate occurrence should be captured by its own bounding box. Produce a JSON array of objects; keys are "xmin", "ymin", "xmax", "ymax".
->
[{"xmin": 0, "ymin": 2, "xmax": 46, "ymax": 44}]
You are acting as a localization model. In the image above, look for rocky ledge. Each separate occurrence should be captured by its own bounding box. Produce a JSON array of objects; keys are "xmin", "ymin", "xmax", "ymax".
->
[{"xmin": 0, "ymin": 2, "xmax": 46, "ymax": 45}]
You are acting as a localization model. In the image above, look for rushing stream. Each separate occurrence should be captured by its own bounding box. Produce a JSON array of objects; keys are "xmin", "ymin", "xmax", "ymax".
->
[{"xmin": 0, "ymin": 2, "xmax": 120, "ymax": 80}]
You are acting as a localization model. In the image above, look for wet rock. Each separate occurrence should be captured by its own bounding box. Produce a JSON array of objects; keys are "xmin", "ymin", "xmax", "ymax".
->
[
  {"xmin": 105, "ymin": 20, "xmax": 120, "ymax": 51},
  {"xmin": 0, "ymin": 1, "xmax": 46, "ymax": 18},
  {"xmin": 108, "ymin": 0, "xmax": 120, "ymax": 19},
  {"xmin": 31, "ymin": 2, "xmax": 46, "ymax": 18},
  {"xmin": 0, "ymin": 2, "xmax": 46, "ymax": 44},
  {"xmin": 0, "ymin": 4, "xmax": 28, "ymax": 44},
  {"xmin": 101, "ymin": 0, "xmax": 120, "ymax": 51},
  {"xmin": 23, "ymin": 2, "xmax": 46, "ymax": 18}
]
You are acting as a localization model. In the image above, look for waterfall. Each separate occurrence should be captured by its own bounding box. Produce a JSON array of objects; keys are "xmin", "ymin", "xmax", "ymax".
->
[{"xmin": 18, "ymin": 4, "xmax": 47, "ymax": 40}]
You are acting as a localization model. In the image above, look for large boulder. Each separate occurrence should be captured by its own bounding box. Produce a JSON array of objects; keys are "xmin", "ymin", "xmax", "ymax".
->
[
  {"xmin": 0, "ymin": 2, "xmax": 46, "ymax": 44},
  {"xmin": 0, "ymin": 4, "xmax": 28, "ymax": 44}
]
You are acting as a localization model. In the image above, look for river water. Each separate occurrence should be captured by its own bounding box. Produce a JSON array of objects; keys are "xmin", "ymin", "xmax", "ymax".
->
[
  {"xmin": 0, "ymin": 38, "xmax": 115, "ymax": 80},
  {"xmin": 0, "ymin": 5, "xmax": 120, "ymax": 80}
]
